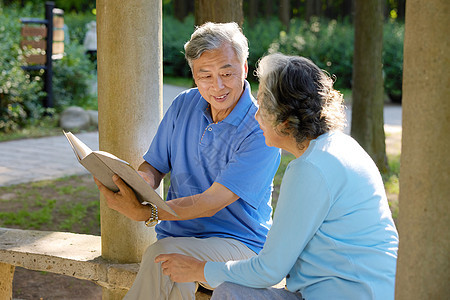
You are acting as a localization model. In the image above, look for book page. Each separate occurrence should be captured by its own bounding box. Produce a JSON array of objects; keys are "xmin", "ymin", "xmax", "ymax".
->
[
  {"xmin": 94, "ymin": 152, "xmax": 176, "ymax": 216},
  {"xmin": 64, "ymin": 132, "xmax": 177, "ymax": 217},
  {"xmin": 80, "ymin": 154, "xmax": 118, "ymax": 192},
  {"xmin": 63, "ymin": 131, "xmax": 92, "ymax": 160}
]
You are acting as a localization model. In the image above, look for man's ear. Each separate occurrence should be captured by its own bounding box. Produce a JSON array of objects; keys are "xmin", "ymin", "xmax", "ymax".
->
[{"xmin": 244, "ymin": 60, "xmax": 248, "ymax": 78}]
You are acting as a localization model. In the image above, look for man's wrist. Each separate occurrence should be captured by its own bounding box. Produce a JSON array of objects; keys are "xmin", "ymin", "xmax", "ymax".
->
[{"xmin": 143, "ymin": 202, "xmax": 158, "ymax": 227}]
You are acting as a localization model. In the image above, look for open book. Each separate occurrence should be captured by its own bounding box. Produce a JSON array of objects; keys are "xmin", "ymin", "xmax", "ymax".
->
[{"xmin": 64, "ymin": 131, "xmax": 177, "ymax": 217}]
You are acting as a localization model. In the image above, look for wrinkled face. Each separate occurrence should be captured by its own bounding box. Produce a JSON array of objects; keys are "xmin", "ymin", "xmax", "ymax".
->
[
  {"xmin": 255, "ymin": 89, "xmax": 284, "ymax": 148},
  {"xmin": 192, "ymin": 43, "xmax": 248, "ymax": 121}
]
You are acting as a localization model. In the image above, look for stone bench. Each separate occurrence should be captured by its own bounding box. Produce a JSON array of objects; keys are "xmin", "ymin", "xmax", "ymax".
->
[{"xmin": 0, "ymin": 227, "xmax": 211, "ymax": 299}]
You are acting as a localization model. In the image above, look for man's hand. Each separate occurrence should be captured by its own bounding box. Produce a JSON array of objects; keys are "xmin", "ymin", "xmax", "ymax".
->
[
  {"xmin": 94, "ymin": 175, "xmax": 150, "ymax": 221},
  {"xmin": 154, "ymin": 253, "xmax": 207, "ymax": 283}
]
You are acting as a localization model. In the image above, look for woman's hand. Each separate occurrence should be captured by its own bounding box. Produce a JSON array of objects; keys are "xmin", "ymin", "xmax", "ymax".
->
[
  {"xmin": 155, "ymin": 253, "xmax": 207, "ymax": 283},
  {"xmin": 94, "ymin": 175, "xmax": 150, "ymax": 221}
]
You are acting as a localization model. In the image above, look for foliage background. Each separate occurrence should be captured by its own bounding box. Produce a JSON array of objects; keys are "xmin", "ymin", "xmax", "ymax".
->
[
  {"xmin": 0, "ymin": 4, "xmax": 96, "ymax": 133},
  {"xmin": 0, "ymin": 1, "xmax": 404, "ymax": 133},
  {"xmin": 0, "ymin": 5, "xmax": 44, "ymax": 132}
]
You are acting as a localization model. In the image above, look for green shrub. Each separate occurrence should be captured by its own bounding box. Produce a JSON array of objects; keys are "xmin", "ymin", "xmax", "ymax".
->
[
  {"xmin": 0, "ymin": 4, "xmax": 97, "ymax": 133},
  {"xmin": 268, "ymin": 17, "xmax": 354, "ymax": 90},
  {"xmin": 269, "ymin": 19, "xmax": 404, "ymax": 96},
  {"xmin": 0, "ymin": 5, "xmax": 45, "ymax": 133},
  {"xmin": 243, "ymin": 17, "xmax": 283, "ymax": 81},
  {"xmin": 52, "ymin": 42, "xmax": 97, "ymax": 111},
  {"xmin": 163, "ymin": 14, "xmax": 195, "ymax": 78},
  {"xmin": 383, "ymin": 21, "xmax": 404, "ymax": 102},
  {"xmin": 63, "ymin": 11, "xmax": 96, "ymax": 45},
  {"xmin": 53, "ymin": 0, "xmax": 95, "ymax": 15},
  {"xmin": 266, "ymin": 17, "xmax": 404, "ymax": 96},
  {"xmin": 1, "ymin": 5, "xmax": 405, "ymax": 134},
  {"xmin": 52, "ymin": 10, "xmax": 98, "ymax": 111}
]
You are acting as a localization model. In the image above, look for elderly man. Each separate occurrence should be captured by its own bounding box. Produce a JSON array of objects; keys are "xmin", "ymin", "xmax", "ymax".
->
[{"xmin": 95, "ymin": 22, "xmax": 280, "ymax": 300}]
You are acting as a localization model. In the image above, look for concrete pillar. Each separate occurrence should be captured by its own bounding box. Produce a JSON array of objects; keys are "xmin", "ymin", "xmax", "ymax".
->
[
  {"xmin": 0, "ymin": 263, "xmax": 14, "ymax": 300},
  {"xmin": 96, "ymin": 0, "xmax": 162, "ymax": 266},
  {"xmin": 395, "ymin": 0, "xmax": 450, "ymax": 298},
  {"xmin": 101, "ymin": 288, "xmax": 128, "ymax": 300}
]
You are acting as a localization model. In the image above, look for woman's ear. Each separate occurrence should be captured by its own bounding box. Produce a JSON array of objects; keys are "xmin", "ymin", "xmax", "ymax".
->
[
  {"xmin": 275, "ymin": 120, "xmax": 291, "ymax": 136},
  {"xmin": 280, "ymin": 120, "xmax": 290, "ymax": 130}
]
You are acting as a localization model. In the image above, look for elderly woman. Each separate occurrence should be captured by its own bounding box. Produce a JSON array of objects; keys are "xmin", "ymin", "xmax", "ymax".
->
[{"xmin": 155, "ymin": 53, "xmax": 399, "ymax": 300}]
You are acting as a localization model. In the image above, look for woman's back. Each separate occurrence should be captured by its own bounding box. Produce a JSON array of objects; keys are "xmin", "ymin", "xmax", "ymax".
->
[{"xmin": 281, "ymin": 131, "xmax": 398, "ymax": 299}]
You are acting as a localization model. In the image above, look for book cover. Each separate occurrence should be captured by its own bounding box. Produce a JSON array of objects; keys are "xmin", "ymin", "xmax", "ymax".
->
[{"xmin": 64, "ymin": 131, "xmax": 177, "ymax": 216}]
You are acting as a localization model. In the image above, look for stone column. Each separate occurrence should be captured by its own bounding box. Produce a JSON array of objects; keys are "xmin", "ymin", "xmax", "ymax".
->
[
  {"xmin": 395, "ymin": 0, "xmax": 450, "ymax": 298},
  {"xmin": 0, "ymin": 263, "xmax": 14, "ymax": 299},
  {"xmin": 96, "ymin": 0, "xmax": 162, "ymax": 264}
]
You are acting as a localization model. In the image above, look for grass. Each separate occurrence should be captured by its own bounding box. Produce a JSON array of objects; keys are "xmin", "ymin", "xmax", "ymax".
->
[
  {"xmin": 383, "ymin": 154, "xmax": 401, "ymax": 219},
  {"xmin": 271, "ymin": 152, "xmax": 296, "ymax": 210},
  {"xmin": 0, "ymin": 175, "xmax": 100, "ymax": 234}
]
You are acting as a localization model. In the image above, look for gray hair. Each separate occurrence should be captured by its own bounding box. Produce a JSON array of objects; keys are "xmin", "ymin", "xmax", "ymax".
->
[
  {"xmin": 184, "ymin": 22, "xmax": 249, "ymax": 69},
  {"xmin": 256, "ymin": 53, "xmax": 346, "ymax": 146}
]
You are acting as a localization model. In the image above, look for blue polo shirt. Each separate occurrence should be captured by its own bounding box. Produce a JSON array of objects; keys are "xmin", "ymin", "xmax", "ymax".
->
[{"xmin": 143, "ymin": 81, "xmax": 281, "ymax": 253}]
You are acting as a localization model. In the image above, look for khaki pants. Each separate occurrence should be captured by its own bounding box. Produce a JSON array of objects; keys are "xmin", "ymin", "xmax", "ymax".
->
[
  {"xmin": 211, "ymin": 282, "xmax": 303, "ymax": 300},
  {"xmin": 124, "ymin": 236, "xmax": 256, "ymax": 300}
]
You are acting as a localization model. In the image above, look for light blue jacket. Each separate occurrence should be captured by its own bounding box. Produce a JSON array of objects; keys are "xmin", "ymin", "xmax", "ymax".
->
[{"xmin": 205, "ymin": 131, "xmax": 399, "ymax": 300}]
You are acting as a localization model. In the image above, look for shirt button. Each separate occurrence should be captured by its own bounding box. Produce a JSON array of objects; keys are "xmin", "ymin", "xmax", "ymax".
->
[
  {"xmin": 208, "ymin": 127, "xmax": 212, "ymax": 131},
  {"xmin": 286, "ymin": 274, "xmax": 291, "ymax": 278}
]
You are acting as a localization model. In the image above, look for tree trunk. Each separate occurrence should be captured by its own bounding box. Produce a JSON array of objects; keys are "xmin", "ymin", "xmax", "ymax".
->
[
  {"xmin": 383, "ymin": 0, "xmax": 390, "ymax": 20},
  {"xmin": 395, "ymin": 0, "xmax": 450, "ymax": 298},
  {"xmin": 278, "ymin": 0, "xmax": 291, "ymax": 31},
  {"xmin": 247, "ymin": 0, "xmax": 258, "ymax": 24},
  {"xmin": 306, "ymin": 0, "xmax": 313, "ymax": 20},
  {"xmin": 279, "ymin": 0, "xmax": 290, "ymax": 31},
  {"xmin": 306, "ymin": 0, "xmax": 322, "ymax": 20},
  {"xmin": 342, "ymin": 0, "xmax": 353, "ymax": 20},
  {"xmin": 325, "ymin": 0, "xmax": 333, "ymax": 19},
  {"xmin": 173, "ymin": 0, "xmax": 188, "ymax": 21},
  {"xmin": 314, "ymin": 0, "xmax": 322, "ymax": 16},
  {"xmin": 397, "ymin": 0, "xmax": 406, "ymax": 20},
  {"xmin": 195, "ymin": 0, "xmax": 244, "ymax": 26},
  {"xmin": 351, "ymin": 0, "xmax": 388, "ymax": 173},
  {"xmin": 291, "ymin": 0, "xmax": 302, "ymax": 18},
  {"xmin": 265, "ymin": 0, "xmax": 274, "ymax": 19}
]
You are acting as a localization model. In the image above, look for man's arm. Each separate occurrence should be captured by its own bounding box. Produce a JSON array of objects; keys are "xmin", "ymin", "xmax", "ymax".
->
[
  {"xmin": 159, "ymin": 182, "xmax": 240, "ymax": 221},
  {"xmin": 137, "ymin": 161, "xmax": 165, "ymax": 189},
  {"xmin": 95, "ymin": 174, "xmax": 239, "ymax": 222}
]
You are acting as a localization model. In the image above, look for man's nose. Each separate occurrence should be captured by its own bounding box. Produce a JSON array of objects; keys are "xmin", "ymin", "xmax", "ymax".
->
[{"xmin": 213, "ymin": 76, "xmax": 224, "ymax": 90}]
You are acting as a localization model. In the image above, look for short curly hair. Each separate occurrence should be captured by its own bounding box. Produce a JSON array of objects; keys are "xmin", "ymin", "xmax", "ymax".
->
[{"xmin": 256, "ymin": 53, "xmax": 346, "ymax": 146}]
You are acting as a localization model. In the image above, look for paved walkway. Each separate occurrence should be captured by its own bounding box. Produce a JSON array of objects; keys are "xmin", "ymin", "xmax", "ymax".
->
[{"xmin": 0, "ymin": 85, "xmax": 402, "ymax": 187}]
